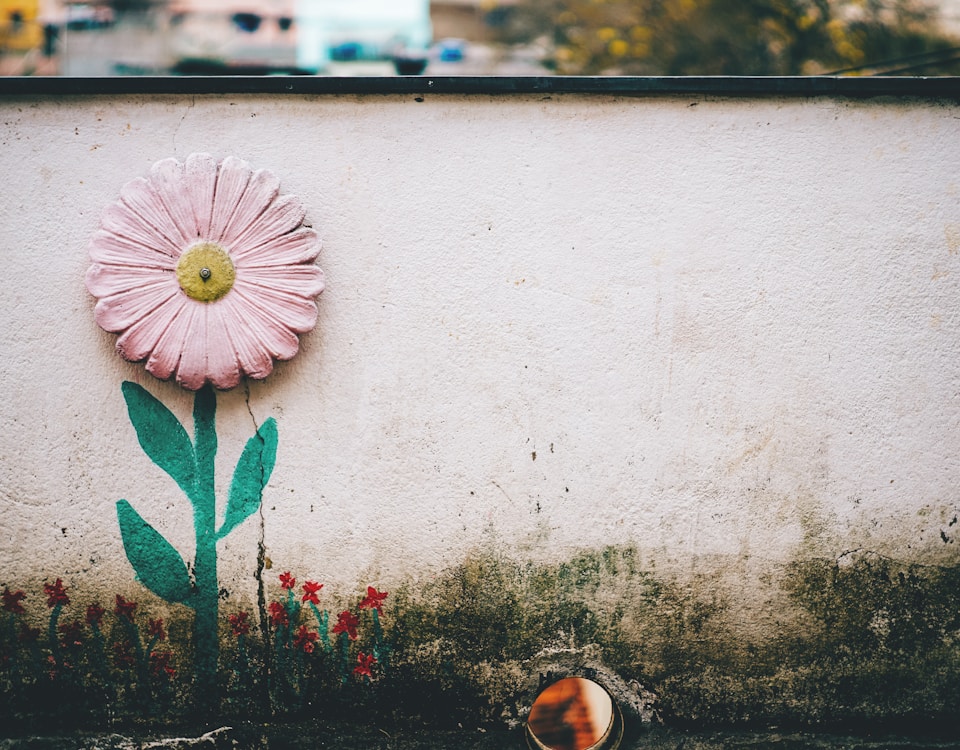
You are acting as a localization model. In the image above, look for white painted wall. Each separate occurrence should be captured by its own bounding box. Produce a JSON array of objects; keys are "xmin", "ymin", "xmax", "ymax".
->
[
  {"xmin": 938, "ymin": 0, "xmax": 960, "ymax": 32},
  {"xmin": 0, "ymin": 93, "xmax": 958, "ymax": 610}
]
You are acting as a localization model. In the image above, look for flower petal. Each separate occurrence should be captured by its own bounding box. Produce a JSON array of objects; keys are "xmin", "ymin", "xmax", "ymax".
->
[
  {"xmin": 237, "ymin": 265, "xmax": 325, "ymax": 300},
  {"xmin": 205, "ymin": 304, "xmax": 242, "ymax": 390},
  {"xmin": 233, "ymin": 281, "xmax": 319, "ymax": 334},
  {"xmin": 150, "ymin": 157, "xmax": 203, "ymax": 244},
  {"xmin": 146, "ymin": 303, "xmax": 194, "ymax": 382},
  {"xmin": 216, "ymin": 296, "xmax": 274, "ymax": 379},
  {"xmin": 86, "ymin": 263, "xmax": 175, "ymax": 298},
  {"xmin": 174, "ymin": 305, "xmax": 209, "ymax": 390},
  {"xmin": 89, "ymin": 154, "xmax": 322, "ymax": 390},
  {"xmin": 119, "ymin": 176, "xmax": 190, "ymax": 252},
  {"xmin": 89, "ymin": 230, "xmax": 175, "ymax": 269},
  {"xmin": 231, "ymin": 227, "xmax": 320, "ymax": 267},
  {"xmin": 209, "ymin": 157, "xmax": 256, "ymax": 242},
  {"xmin": 94, "ymin": 280, "xmax": 180, "ymax": 333},
  {"xmin": 100, "ymin": 203, "xmax": 180, "ymax": 259},
  {"xmin": 228, "ymin": 290, "xmax": 302, "ymax": 360},
  {"xmin": 184, "ymin": 153, "xmax": 218, "ymax": 239},
  {"xmin": 115, "ymin": 295, "xmax": 187, "ymax": 362},
  {"xmin": 219, "ymin": 167, "xmax": 281, "ymax": 248},
  {"xmin": 230, "ymin": 194, "xmax": 305, "ymax": 254}
]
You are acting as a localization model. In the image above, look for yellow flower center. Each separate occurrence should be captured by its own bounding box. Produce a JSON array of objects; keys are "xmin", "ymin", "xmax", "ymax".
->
[{"xmin": 176, "ymin": 242, "xmax": 236, "ymax": 302}]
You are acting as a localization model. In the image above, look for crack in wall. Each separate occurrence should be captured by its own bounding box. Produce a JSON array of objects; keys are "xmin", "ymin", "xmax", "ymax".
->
[
  {"xmin": 172, "ymin": 95, "xmax": 195, "ymax": 154},
  {"xmin": 243, "ymin": 381, "xmax": 272, "ymax": 691}
]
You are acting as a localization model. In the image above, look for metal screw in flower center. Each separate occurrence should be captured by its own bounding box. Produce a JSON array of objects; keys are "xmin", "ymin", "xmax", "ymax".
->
[{"xmin": 175, "ymin": 242, "xmax": 236, "ymax": 302}]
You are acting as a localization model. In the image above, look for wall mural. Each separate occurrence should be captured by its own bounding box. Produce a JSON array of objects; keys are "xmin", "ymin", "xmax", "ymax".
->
[
  {"xmin": 3, "ymin": 154, "xmax": 960, "ymax": 741},
  {"xmin": 0, "ymin": 154, "xmax": 403, "ymax": 731},
  {"xmin": 84, "ymin": 153, "xmax": 325, "ymax": 704}
]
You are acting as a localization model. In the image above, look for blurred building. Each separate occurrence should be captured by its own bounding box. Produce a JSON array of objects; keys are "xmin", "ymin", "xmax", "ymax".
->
[
  {"xmin": 163, "ymin": 0, "xmax": 433, "ymax": 73},
  {"xmin": 0, "ymin": 0, "xmax": 42, "ymax": 51},
  {"xmin": 296, "ymin": 0, "xmax": 431, "ymax": 72},
  {"xmin": 430, "ymin": 0, "xmax": 515, "ymax": 42},
  {"xmin": 164, "ymin": 0, "xmax": 297, "ymax": 72}
]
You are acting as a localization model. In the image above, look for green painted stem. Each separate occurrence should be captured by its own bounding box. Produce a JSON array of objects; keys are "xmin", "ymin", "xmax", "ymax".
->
[
  {"xmin": 3, "ymin": 618, "xmax": 21, "ymax": 679},
  {"xmin": 236, "ymin": 634, "xmax": 249, "ymax": 678},
  {"xmin": 117, "ymin": 381, "xmax": 276, "ymax": 707},
  {"xmin": 372, "ymin": 609, "xmax": 386, "ymax": 665},
  {"xmin": 122, "ymin": 617, "xmax": 148, "ymax": 694},
  {"xmin": 338, "ymin": 632, "xmax": 349, "ymax": 684},
  {"xmin": 191, "ymin": 384, "xmax": 219, "ymax": 702},
  {"xmin": 308, "ymin": 603, "xmax": 331, "ymax": 652},
  {"xmin": 90, "ymin": 624, "xmax": 108, "ymax": 684},
  {"xmin": 373, "ymin": 609, "xmax": 382, "ymax": 644}
]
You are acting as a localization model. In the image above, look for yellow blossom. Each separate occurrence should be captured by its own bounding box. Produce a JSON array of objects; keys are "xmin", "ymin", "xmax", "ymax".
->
[{"xmin": 608, "ymin": 39, "xmax": 629, "ymax": 56}]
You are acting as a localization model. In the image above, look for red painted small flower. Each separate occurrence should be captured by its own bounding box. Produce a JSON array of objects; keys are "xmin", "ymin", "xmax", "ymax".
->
[
  {"xmin": 332, "ymin": 610, "xmax": 359, "ymax": 640},
  {"xmin": 43, "ymin": 578, "xmax": 70, "ymax": 608},
  {"xmin": 293, "ymin": 624, "xmax": 319, "ymax": 653},
  {"xmin": 354, "ymin": 651, "xmax": 377, "ymax": 679},
  {"xmin": 47, "ymin": 653, "xmax": 60, "ymax": 681},
  {"xmin": 279, "ymin": 572, "xmax": 296, "ymax": 590},
  {"xmin": 229, "ymin": 611, "xmax": 251, "ymax": 637},
  {"xmin": 148, "ymin": 618, "xmax": 167, "ymax": 642},
  {"xmin": 269, "ymin": 601, "xmax": 289, "ymax": 627},
  {"xmin": 301, "ymin": 580, "xmax": 323, "ymax": 605},
  {"xmin": 85, "ymin": 602, "xmax": 106, "ymax": 627},
  {"xmin": 1, "ymin": 587, "xmax": 26, "ymax": 615},
  {"xmin": 150, "ymin": 650, "xmax": 176, "ymax": 678},
  {"xmin": 59, "ymin": 620, "xmax": 84, "ymax": 648},
  {"xmin": 114, "ymin": 594, "xmax": 137, "ymax": 621},
  {"xmin": 358, "ymin": 586, "xmax": 388, "ymax": 613}
]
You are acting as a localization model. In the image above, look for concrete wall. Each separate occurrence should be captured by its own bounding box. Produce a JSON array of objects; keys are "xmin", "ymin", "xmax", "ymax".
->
[{"xmin": 1, "ymin": 86, "xmax": 959, "ymax": 730}]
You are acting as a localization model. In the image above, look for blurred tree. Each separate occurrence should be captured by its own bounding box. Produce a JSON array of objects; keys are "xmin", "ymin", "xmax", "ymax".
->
[{"xmin": 493, "ymin": 0, "xmax": 960, "ymax": 75}]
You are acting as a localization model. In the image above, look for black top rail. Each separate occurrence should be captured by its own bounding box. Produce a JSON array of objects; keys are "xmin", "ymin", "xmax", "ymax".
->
[{"xmin": 1, "ymin": 75, "xmax": 959, "ymax": 98}]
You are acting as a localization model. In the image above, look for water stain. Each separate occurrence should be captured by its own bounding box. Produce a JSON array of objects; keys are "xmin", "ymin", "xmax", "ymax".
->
[
  {"xmin": 2, "ymin": 547, "xmax": 959, "ymax": 737},
  {"xmin": 383, "ymin": 547, "xmax": 960, "ymax": 733},
  {"xmin": 945, "ymin": 223, "xmax": 960, "ymax": 255}
]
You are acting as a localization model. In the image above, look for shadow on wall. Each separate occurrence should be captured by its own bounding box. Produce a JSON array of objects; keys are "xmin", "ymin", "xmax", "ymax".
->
[{"xmin": 2, "ymin": 546, "xmax": 960, "ymax": 736}]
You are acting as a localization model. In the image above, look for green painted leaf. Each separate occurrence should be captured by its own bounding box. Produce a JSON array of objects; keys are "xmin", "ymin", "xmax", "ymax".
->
[
  {"xmin": 218, "ymin": 418, "xmax": 278, "ymax": 539},
  {"xmin": 122, "ymin": 381, "xmax": 197, "ymax": 498},
  {"xmin": 116, "ymin": 499, "xmax": 192, "ymax": 604}
]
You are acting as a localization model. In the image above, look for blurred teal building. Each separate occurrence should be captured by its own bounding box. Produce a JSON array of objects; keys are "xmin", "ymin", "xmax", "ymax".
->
[{"xmin": 296, "ymin": 0, "xmax": 432, "ymax": 72}]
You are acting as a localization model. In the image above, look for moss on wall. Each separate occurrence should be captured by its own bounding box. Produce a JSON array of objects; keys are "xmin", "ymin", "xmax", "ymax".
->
[
  {"xmin": 291, "ymin": 546, "xmax": 960, "ymax": 733},
  {"xmin": 2, "ymin": 546, "xmax": 959, "ymax": 736}
]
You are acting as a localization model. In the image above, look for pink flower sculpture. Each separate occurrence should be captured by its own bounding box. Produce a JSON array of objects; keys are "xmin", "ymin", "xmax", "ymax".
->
[{"xmin": 86, "ymin": 153, "xmax": 324, "ymax": 390}]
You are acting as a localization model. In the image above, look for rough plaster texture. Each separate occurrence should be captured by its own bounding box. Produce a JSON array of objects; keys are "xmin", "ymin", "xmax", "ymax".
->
[{"xmin": 0, "ymin": 93, "xmax": 958, "ymax": 618}]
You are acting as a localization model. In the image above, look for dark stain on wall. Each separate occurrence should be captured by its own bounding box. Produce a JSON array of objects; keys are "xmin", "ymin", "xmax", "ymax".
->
[
  {"xmin": 357, "ymin": 546, "xmax": 960, "ymax": 734},
  {"xmin": 2, "ymin": 546, "xmax": 959, "ymax": 737}
]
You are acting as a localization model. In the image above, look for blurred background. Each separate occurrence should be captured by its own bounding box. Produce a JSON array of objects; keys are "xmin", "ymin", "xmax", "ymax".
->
[{"xmin": 1, "ymin": 0, "xmax": 959, "ymax": 77}]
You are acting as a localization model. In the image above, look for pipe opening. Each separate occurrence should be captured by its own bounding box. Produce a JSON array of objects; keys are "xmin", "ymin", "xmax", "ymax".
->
[{"xmin": 526, "ymin": 676, "xmax": 623, "ymax": 750}]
